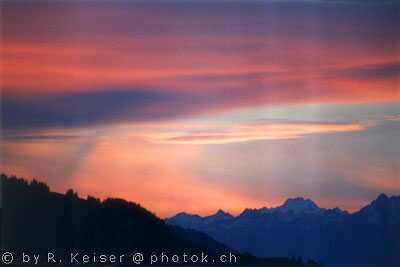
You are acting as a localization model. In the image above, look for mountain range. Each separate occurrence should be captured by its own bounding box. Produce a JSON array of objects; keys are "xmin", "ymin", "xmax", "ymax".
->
[
  {"xmin": 166, "ymin": 195, "xmax": 400, "ymax": 266},
  {"xmin": 0, "ymin": 174, "xmax": 320, "ymax": 267}
]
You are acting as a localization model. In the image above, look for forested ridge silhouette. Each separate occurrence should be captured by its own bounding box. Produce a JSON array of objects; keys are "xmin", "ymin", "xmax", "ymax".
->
[{"xmin": 0, "ymin": 174, "xmax": 321, "ymax": 266}]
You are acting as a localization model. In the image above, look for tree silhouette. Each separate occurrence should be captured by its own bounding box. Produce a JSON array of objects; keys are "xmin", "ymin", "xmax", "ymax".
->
[{"xmin": 0, "ymin": 174, "xmax": 320, "ymax": 266}]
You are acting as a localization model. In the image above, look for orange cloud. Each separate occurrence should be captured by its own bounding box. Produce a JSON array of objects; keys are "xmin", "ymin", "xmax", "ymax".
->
[
  {"xmin": 132, "ymin": 121, "xmax": 364, "ymax": 145},
  {"xmin": 2, "ymin": 38, "xmax": 398, "ymax": 123},
  {"xmin": 3, "ymin": 36, "xmax": 398, "ymax": 130}
]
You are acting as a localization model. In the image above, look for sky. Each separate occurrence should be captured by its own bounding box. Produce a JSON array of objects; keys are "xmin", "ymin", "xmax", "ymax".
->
[{"xmin": 1, "ymin": 0, "xmax": 399, "ymax": 217}]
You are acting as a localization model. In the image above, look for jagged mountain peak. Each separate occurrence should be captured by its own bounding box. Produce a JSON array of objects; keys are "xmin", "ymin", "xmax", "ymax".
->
[
  {"xmin": 359, "ymin": 193, "xmax": 400, "ymax": 214},
  {"xmin": 204, "ymin": 209, "xmax": 234, "ymax": 221},
  {"xmin": 215, "ymin": 209, "xmax": 233, "ymax": 217},
  {"xmin": 278, "ymin": 197, "xmax": 321, "ymax": 213},
  {"xmin": 375, "ymin": 193, "xmax": 389, "ymax": 202},
  {"xmin": 239, "ymin": 208, "xmax": 262, "ymax": 217}
]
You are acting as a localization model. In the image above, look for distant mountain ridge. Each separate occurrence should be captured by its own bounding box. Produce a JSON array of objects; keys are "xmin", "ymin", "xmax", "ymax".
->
[
  {"xmin": 166, "ymin": 194, "xmax": 400, "ymax": 266},
  {"xmin": 0, "ymin": 174, "xmax": 321, "ymax": 267},
  {"xmin": 168, "ymin": 197, "xmax": 347, "ymax": 228}
]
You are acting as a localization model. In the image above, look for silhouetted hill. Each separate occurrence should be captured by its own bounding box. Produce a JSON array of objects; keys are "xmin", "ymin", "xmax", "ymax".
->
[
  {"xmin": 0, "ymin": 174, "xmax": 320, "ymax": 267},
  {"xmin": 167, "ymin": 195, "xmax": 400, "ymax": 266}
]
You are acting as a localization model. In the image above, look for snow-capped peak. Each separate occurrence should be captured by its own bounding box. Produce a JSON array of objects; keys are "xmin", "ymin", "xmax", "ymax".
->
[{"xmin": 277, "ymin": 197, "xmax": 321, "ymax": 213}]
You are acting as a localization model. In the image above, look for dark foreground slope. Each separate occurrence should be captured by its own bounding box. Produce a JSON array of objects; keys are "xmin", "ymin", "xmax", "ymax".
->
[{"xmin": 0, "ymin": 174, "xmax": 320, "ymax": 266}]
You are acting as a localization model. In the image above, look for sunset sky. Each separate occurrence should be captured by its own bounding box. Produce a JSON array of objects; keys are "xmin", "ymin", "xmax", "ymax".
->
[{"xmin": 1, "ymin": 0, "xmax": 399, "ymax": 217}]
